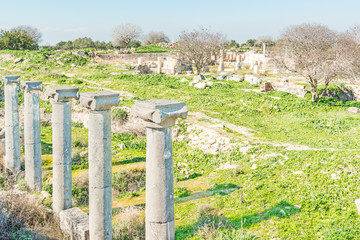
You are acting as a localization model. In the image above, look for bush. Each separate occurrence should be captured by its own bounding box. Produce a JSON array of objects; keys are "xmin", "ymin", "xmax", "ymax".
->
[
  {"xmin": 174, "ymin": 187, "xmax": 190, "ymax": 197},
  {"xmin": 111, "ymin": 108, "xmax": 128, "ymax": 121},
  {"xmin": 112, "ymin": 169, "xmax": 145, "ymax": 197},
  {"xmin": 113, "ymin": 207, "xmax": 145, "ymax": 240},
  {"xmin": 72, "ymin": 175, "xmax": 89, "ymax": 206},
  {"xmin": 1, "ymin": 191, "xmax": 63, "ymax": 239}
]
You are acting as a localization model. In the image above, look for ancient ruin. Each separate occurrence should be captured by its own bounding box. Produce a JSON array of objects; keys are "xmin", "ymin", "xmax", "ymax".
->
[
  {"xmin": 21, "ymin": 81, "xmax": 43, "ymax": 191},
  {"xmin": 45, "ymin": 86, "xmax": 79, "ymax": 215},
  {"xmin": 3, "ymin": 75, "xmax": 21, "ymax": 172},
  {"xmin": 131, "ymin": 99, "xmax": 188, "ymax": 240},
  {"xmin": 80, "ymin": 91, "xmax": 119, "ymax": 240}
]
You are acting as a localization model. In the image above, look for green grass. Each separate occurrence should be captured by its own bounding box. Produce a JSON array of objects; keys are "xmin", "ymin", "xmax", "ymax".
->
[
  {"xmin": 1, "ymin": 49, "xmax": 360, "ymax": 239},
  {"xmin": 132, "ymin": 44, "xmax": 171, "ymax": 53}
]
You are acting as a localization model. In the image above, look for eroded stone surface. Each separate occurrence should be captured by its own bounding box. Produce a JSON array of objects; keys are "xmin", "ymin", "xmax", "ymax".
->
[
  {"xmin": 45, "ymin": 86, "xmax": 79, "ymax": 102},
  {"xmin": 60, "ymin": 207, "xmax": 89, "ymax": 240},
  {"xmin": 131, "ymin": 99, "xmax": 188, "ymax": 127},
  {"xmin": 80, "ymin": 91, "xmax": 119, "ymax": 111}
]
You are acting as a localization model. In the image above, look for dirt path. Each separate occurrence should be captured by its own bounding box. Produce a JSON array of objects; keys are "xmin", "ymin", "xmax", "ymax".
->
[
  {"xmin": 79, "ymin": 77, "xmax": 135, "ymax": 98},
  {"xmin": 188, "ymin": 112, "xmax": 350, "ymax": 151}
]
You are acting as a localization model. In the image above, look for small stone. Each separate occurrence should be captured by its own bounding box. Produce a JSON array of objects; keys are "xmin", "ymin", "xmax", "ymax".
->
[
  {"xmin": 355, "ymin": 199, "xmax": 360, "ymax": 214},
  {"xmin": 216, "ymin": 75, "xmax": 226, "ymax": 80},
  {"xmin": 180, "ymin": 78, "xmax": 189, "ymax": 82},
  {"xmin": 193, "ymin": 75, "xmax": 205, "ymax": 81},
  {"xmin": 251, "ymin": 164, "xmax": 257, "ymax": 169},
  {"xmin": 294, "ymin": 205, "xmax": 301, "ymax": 209},
  {"xmin": 40, "ymin": 191, "xmax": 51, "ymax": 199},
  {"xmin": 348, "ymin": 107, "xmax": 360, "ymax": 113},
  {"xmin": 119, "ymin": 143, "xmax": 125, "ymax": 150},
  {"xmin": 280, "ymin": 209, "xmax": 286, "ymax": 215},
  {"xmin": 205, "ymin": 81, "xmax": 214, "ymax": 86},
  {"xmin": 14, "ymin": 57, "xmax": 22, "ymax": 64},
  {"xmin": 194, "ymin": 82, "xmax": 207, "ymax": 89}
]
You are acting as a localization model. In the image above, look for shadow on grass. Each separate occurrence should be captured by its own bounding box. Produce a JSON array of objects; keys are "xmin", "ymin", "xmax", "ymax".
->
[
  {"xmin": 175, "ymin": 200, "xmax": 301, "ymax": 239},
  {"xmin": 177, "ymin": 173, "xmax": 202, "ymax": 182},
  {"xmin": 175, "ymin": 184, "xmax": 239, "ymax": 204},
  {"xmin": 112, "ymin": 157, "xmax": 146, "ymax": 166}
]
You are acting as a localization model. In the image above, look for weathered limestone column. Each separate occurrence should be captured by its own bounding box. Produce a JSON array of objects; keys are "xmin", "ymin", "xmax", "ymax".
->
[
  {"xmin": 21, "ymin": 81, "xmax": 43, "ymax": 191},
  {"xmin": 254, "ymin": 65, "xmax": 259, "ymax": 74},
  {"xmin": 138, "ymin": 57, "xmax": 143, "ymax": 65},
  {"xmin": 2, "ymin": 75, "xmax": 21, "ymax": 172},
  {"xmin": 131, "ymin": 99, "xmax": 188, "ymax": 240},
  {"xmin": 157, "ymin": 57, "xmax": 162, "ymax": 73},
  {"xmin": 45, "ymin": 86, "xmax": 79, "ymax": 215},
  {"xmin": 235, "ymin": 54, "xmax": 241, "ymax": 70},
  {"xmin": 218, "ymin": 49, "xmax": 224, "ymax": 72},
  {"xmin": 263, "ymin": 42, "xmax": 266, "ymax": 55},
  {"xmin": 80, "ymin": 91, "xmax": 119, "ymax": 240}
]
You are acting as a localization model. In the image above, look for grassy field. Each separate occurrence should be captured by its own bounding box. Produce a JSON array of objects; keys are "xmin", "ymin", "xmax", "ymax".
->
[{"xmin": 0, "ymin": 50, "xmax": 360, "ymax": 239}]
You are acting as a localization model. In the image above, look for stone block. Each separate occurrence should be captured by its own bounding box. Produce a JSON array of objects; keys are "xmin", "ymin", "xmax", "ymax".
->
[
  {"xmin": 348, "ymin": 107, "xmax": 360, "ymax": 113},
  {"xmin": 60, "ymin": 207, "xmax": 89, "ymax": 240}
]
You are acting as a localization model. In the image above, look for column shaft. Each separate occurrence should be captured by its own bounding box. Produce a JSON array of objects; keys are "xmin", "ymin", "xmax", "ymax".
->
[
  {"xmin": 4, "ymin": 83, "xmax": 20, "ymax": 171},
  {"xmin": 145, "ymin": 127, "xmax": 175, "ymax": 240},
  {"xmin": 24, "ymin": 91, "xmax": 42, "ymax": 190},
  {"xmin": 52, "ymin": 101, "xmax": 72, "ymax": 214},
  {"xmin": 89, "ymin": 110, "xmax": 112, "ymax": 240}
]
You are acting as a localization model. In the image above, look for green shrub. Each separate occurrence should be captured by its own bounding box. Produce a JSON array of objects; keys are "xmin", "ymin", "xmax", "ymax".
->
[
  {"xmin": 72, "ymin": 183, "xmax": 88, "ymax": 206},
  {"xmin": 42, "ymin": 183, "xmax": 53, "ymax": 196},
  {"xmin": 112, "ymin": 169, "xmax": 145, "ymax": 197},
  {"xmin": 174, "ymin": 187, "xmax": 190, "ymax": 198},
  {"xmin": 112, "ymin": 108, "xmax": 128, "ymax": 121}
]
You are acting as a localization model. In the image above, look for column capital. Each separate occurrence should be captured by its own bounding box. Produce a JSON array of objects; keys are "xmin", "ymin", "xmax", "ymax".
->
[
  {"xmin": 80, "ymin": 91, "xmax": 119, "ymax": 111},
  {"xmin": 45, "ymin": 86, "xmax": 79, "ymax": 102},
  {"xmin": 131, "ymin": 99, "xmax": 188, "ymax": 128},
  {"xmin": 21, "ymin": 81, "xmax": 43, "ymax": 92},
  {"xmin": 2, "ymin": 75, "xmax": 20, "ymax": 85}
]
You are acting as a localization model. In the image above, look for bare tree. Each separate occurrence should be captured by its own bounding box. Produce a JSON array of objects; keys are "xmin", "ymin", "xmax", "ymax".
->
[
  {"xmin": 177, "ymin": 27, "xmax": 226, "ymax": 74},
  {"xmin": 112, "ymin": 23, "xmax": 142, "ymax": 48},
  {"xmin": 18, "ymin": 25, "xmax": 42, "ymax": 44},
  {"xmin": 336, "ymin": 25, "xmax": 360, "ymax": 81},
  {"xmin": 142, "ymin": 31, "xmax": 169, "ymax": 45},
  {"xmin": 272, "ymin": 23, "xmax": 340, "ymax": 102}
]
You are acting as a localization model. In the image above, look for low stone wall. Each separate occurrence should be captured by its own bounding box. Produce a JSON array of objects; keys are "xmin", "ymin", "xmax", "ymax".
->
[
  {"xmin": 261, "ymin": 81, "xmax": 308, "ymax": 98},
  {"xmin": 97, "ymin": 52, "xmax": 173, "ymax": 62}
]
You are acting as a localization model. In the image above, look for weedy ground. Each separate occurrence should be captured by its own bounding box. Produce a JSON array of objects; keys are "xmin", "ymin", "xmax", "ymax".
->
[{"xmin": 0, "ymin": 50, "xmax": 360, "ymax": 239}]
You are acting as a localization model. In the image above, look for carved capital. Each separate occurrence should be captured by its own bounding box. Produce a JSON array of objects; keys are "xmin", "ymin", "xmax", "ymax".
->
[
  {"xmin": 21, "ymin": 81, "xmax": 43, "ymax": 92},
  {"xmin": 2, "ymin": 75, "xmax": 20, "ymax": 85},
  {"xmin": 44, "ymin": 86, "xmax": 79, "ymax": 102},
  {"xmin": 80, "ymin": 91, "xmax": 119, "ymax": 111},
  {"xmin": 131, "ymin": 99, "xmax": 188, "ymax": 128}
]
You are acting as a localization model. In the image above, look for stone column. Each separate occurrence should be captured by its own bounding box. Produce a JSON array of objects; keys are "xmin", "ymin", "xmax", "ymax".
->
[
  {"xmin": 131, "ymin": 99, "xmax": 188, "ymax": 240},
  {"xmin": 235, "ymin": 54, "xmax": 241, "ymax": 71},
  {"xmin": 138, "ymin": 57, "xmax": 143, "ymax": 65},
  {"xmin": 254, "ymin": 65, "xmax": 259, "ymax": 74},
  {"xmin": 218, "ymin": 49, "xmax": 224, "ymax": 72},
  {"xmin": 263, "ymin": 42, "xmax": 266, "ymax": 55},
  {"xmin": 80, "ymin": 91, "xmax": 119, "ymax": 240},
  {"xmin": 21, "ymin": 81, "xmax": 43, "ymax": 191},
  {"xmin": 157, "ymin": 57, "xmax": 162, "ymax": 73},
  {"xmin": 2, "ymin": 75, "xmax": 21, "ymax": 172},
  {"xmin": 45, "ymin": 87, "xmax": 79, "ymax": 215}
]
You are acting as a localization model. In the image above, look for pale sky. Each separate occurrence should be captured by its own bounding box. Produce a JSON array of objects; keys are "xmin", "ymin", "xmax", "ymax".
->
[{"xmin": 0, "ymin": 0, "xmax": 359, "ymax": 45}]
